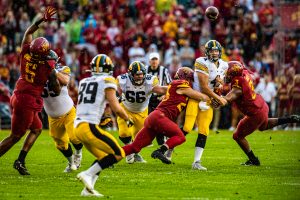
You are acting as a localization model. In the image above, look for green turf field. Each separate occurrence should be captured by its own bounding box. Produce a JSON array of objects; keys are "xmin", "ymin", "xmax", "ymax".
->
[{"xmin": 0, "ymin": 129, "xmax": 299, "ymax": 200}]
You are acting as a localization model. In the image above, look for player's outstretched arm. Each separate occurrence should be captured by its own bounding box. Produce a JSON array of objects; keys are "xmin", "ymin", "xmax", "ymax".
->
[
  {"xmin": 22, "ymin": 6, "xmax": 57, "ymax": 48},
  {"xmin": 176, "ymin": 87, "xmax": 210, "ymax": 102},
  {"xmin": 152, "ymin": 85, "xmax": 168, "ymax": 95},
  {"xmin": 48, "ymin": 70, "xmax": 61, "ymax": 95},
  {"xmin": 224, "ymin": 87, "xmax": 242, "ymax": 103}
]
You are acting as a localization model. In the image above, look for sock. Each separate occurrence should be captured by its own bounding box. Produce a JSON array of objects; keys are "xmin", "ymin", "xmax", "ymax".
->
[
  {"xmin": 159, "ymin": 145, "xmax": 168, "ymax": 154},
  {"xmin": 59, "ymin": 144, "xmax": 73, "ymax": 158},
  {"xmin": 75, "ymin": 148, "xmax": 82, "ymax": 155},
  {"xmin": 72, "ymin": 143, "xmax": 83, "ymax": 151},
  {"xmin": 194, "ymin": 147, "xmax": 204, "ymax": 163},
  {"xmin": 278, "ymin": 117, "xmax": 292, "ymax": 125},
  {"xmin": 98, "ymin": 154, "xmax": 118, "ymax": 170},
  {"xmin": 18, "ymin": 150, "xmax": 28, "ymax": 163},
  {"xmin": 67, "ymin": 155, "xmax": 74, "ymax": 164},
  {"xmin": 246, "ymin": 150, "xmax": 257, "ymax": 161},
  {"xmin": 86, "ymin": 162, "xmax": 102, "ymax": 176}
]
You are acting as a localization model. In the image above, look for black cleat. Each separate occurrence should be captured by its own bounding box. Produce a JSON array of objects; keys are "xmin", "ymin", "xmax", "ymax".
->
[
  {"xmin": 13, "ymin": 160, "xmax": 30, "ymax": 175},
  {"xmin": 290, "ymin": 115, "xmax": 300, "ymax": 123},
  {"xmin": 151, "ymin": 149, "xmax": 172, "ymax": 164},
  {"xmin": 241, "ymin": 157, "xmax": 260, "ymax": 166}
]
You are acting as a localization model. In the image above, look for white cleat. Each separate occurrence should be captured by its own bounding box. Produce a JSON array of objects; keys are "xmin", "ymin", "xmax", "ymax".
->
[
  {"xmin": 192, "ymin": 161, "xmax": 207, "ymax": 171},
  {"xmin": 77, "ymin": 171, "xmax": 94, "ymax": 191},
  {"xmin": 64, "ymin": 162, "xmax": 77, "ymax": 173},
  {"xmin": 126, "ymin": 154, "xmax": 135, "ymax": 164},
  {"xmin": 134, "ymin": 153, "xmax": 147, "ymax": 163},
  {"xmin": 165, "ymin": 149, "xmax": 174, "ymax": 161},
  {"xmin": 74, "ymin": 153, "xmax": 82, "ymax": 169},
  {"xmin": 81, "ymin": 187, "xmax": 104, "ymax": 197}
]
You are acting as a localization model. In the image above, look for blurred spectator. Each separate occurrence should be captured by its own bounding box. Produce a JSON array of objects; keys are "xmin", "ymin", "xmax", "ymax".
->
[
  {"xmin": 3, "ymin": 10, "xmax": 16, "ymax": 53},
  {"xmin": 164, "ymin": 41, "xmax": 179, "ymax": 67},
  {"xmin": 106, "ymin": 19, "xmax": 120, "ymax": 46},
  {"xmin": 128, "ymin": 40, "xmax": 145, "ymax": 64},
  {"xmin": 255, "ymin": 73, "xmax": 277, "ymax": 117},
  {"xmin": 65, "ymin": 12, "xmax": 82, "ymax": 44},
  {"xmin": 179, "ymin": 40, "xmax": 195, "ymax": 68},
  {"xmin": 0, "ymin": 78, "xmax": 11, "ymax": 129}
]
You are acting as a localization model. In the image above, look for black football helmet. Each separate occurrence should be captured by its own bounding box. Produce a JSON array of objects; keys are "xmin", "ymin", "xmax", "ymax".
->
[
  {"xmin": 90, "ymin": 54, "xmax": 114, "ymax": 74},
  {"xmin": 128, "ymin": 61, "xmax": 146, "ymax": 86},
  {"xmin": 205, "ymin": 40, "xmax": 222, "ymax": 62}
]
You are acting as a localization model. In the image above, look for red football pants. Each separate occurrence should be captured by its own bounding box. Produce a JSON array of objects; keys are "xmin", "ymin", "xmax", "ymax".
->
[{"xmin": 123, "ymin": 110, "xmax": 186, "ymax": 155}]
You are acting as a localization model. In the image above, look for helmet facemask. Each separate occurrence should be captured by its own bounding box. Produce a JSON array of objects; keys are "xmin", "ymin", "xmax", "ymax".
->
[{"xmin": 128, "ymin": 61, "xmax": 146, "ymax": 86}]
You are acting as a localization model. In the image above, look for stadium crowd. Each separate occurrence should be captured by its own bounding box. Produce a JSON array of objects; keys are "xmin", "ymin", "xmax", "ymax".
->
[{"xmin": 0, "ymin": 0, "xmax": 299, "ymax": 130}]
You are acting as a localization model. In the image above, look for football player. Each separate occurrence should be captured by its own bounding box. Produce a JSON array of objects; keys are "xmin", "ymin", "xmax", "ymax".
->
[
  {"xmin": 75, "ymin": 54, "xmax": 133, "ymax": 197},
  {"xmin": 42, "ymin": 50, "xmax": 83, "ymax": 173},
  {"xmin": 0, "ymin": 6, "xmax": 57, "ymax": 175},
  {"xmin": 220, "ymin": 61, "xmax": 300, "ymax": 165},
  {"xmin": 123, "ymin": 67, "xmax": 210, "ymax": 164},
  {"xmin": 116, "ymin": 61, "xmax": 168, "ymax": 163},
  {"xmin": 183, "ymin": 40, "xmax": 228, "ymax": 170}
]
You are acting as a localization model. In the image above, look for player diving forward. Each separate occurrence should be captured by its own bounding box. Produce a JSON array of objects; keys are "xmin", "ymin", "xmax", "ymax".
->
[
  {"xmin": 116, "ymin": 61, "xmax": 168, "ymax": 163},
  {"xmin": 75, "ymin": 54, "xmax": 134, "ymax": 197},
  {"xmin": 42, "ymin": 50, "xmax": 83, "ymax": 173}
]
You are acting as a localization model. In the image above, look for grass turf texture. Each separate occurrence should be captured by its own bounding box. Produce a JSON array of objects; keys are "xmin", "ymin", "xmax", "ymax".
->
[{"xmin": 0, "ymin": 130, "xmax": 299, "ymax": 200}]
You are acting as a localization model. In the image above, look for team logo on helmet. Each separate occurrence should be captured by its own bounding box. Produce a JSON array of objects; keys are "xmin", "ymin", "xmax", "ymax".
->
[
  {"xmin": 205, "ymin": 40, "xmax": 222, "ymax": 62},
  {"xmin": 128, "ymin": 61, "xmax": 146, "ymax": 86},
  {"xmin": 90, "ymin": 54, "xmax": 114, "ymax": 74},
  {"xmin": 174, "ymin": 67, "xmax": 194, "ymax": 83},
  {"xmin": 30, "ymin": 37, "xmax": 50, "ymax": 59},
  {"xmin": 225, "ymin": 61, "xmax": 244, "ymax": 83}
]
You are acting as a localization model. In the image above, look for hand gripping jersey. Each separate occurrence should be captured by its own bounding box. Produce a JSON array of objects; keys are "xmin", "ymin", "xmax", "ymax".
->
[
  {"xmin": 74, "ymin": 74, "xmax": 117, "ymax": 127},
  {"xmin": 156, "ymin": 80, "xmax": 190, "ymax": 122},
  {"xmin": 15, "ymin": 44, "xmax": 56, "ymax": 97},
  {"xmin": 42, "ymin": 66, "xmax": 74, "ymax": 118},
  {"xmin": 231, "ymin": 70, "xmax": 265, "ymax": 116},
  {"xmin": 117, "ymin": 73, "xmax": 159, "ymax": 113},
  {"xmin": 193, "ymin": 57, "xmax": 228, "ymax": 91}
]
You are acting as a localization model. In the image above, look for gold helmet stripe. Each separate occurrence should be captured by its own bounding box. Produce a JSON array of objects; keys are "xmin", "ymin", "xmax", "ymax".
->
[
  {"xmin": 213, "ymin": 40, "xmax": 216, "ymax": 48},
  {"xmin": 95, "ymin": 55, "xmax": 102, "ymax": 73},
  {"xmin": 137, "ymin": 62, "xmax": 141, "ymax": 71}
]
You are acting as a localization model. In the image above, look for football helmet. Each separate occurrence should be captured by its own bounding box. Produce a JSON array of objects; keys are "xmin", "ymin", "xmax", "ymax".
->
[
  {"xmin": 174, "ymin": 67, "xmax": 194, "ymax": 83},
  {"xmin": 30, "ymin": 37, "xmax": 50, "ymax": 59},
  {"xmin": 128, "ymin": 61, "xmax": 146, "ymax": 86},
  {"xmin": 225, "ymin": 61, "xmax": 244, "ymax": 83},
  {"xmin": 90, "ymin": 54, "xmax": 114, "ymax": 74},
  {"xmin": 46, "ymin": 50, "xmax": 59, "ymax": 62},
  {"xmin": 204, "ymin": 40, "xmax": 222, "ymax": 62}
]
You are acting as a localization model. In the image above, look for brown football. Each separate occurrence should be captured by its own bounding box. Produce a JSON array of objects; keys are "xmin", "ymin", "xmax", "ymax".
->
[{"xmin": 205, "ymin": 6, "xmax": 219, "ymax": 21}]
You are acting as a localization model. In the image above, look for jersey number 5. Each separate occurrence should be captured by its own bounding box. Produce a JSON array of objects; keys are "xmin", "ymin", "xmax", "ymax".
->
[{"xmin": 78, "ymin": 82, "xmax": 98, "ymax": 104}]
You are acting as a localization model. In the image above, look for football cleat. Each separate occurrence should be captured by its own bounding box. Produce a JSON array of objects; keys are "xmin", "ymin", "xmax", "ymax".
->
[
  {"xmin": 126, "ymin": 154, "xmax": 135, "ymax": 164},
  {"xmin": 13, "ymin": 160, "xmax": 30, "ymax": 175},
  {"xmin": 134, "ymin": 153, "xmax": 147, "ymax": 163},
  {"xmin": 241, "ymin": 158, "xmax": 260, "ymax": 166},
  {"xmin": 151, "ymin": 149, "xmax": 172, "ymax": 164},
  {"xmin": 165, "ymin": 149, "xmax": 174, "ymax": 161},
  {"xmin": 74, "ymin": 153, "xmax": 82, "ymax": 169},
  {"xmin": 81, "ymin": 187, "xmax": 104, "ymax": 197},
  {"xmin": 77, "ymin": 171, "xmax": 94, "ymax": 191},
  {"xmin": 64, "ymin": 162, "xmax": 77, "ymax": 173},
  {"xmin": 192, "ymin": 161, "xmax": 207, "ymax": 171},
  {"xmin": 290, "ymin": 115, "xmax": 300, "ymax": 123}
]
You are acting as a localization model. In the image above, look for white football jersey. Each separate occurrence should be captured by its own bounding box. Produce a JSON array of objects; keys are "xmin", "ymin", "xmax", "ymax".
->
[
  {"xmin": 117, "ymin": 73, "xmax": 159, "ymax": 113},
  {"xmin": 43, "ymin": 66, "xmax": 74, "ymax": 118},
  {"xmin": 74, "ymin": 74, "xmax": 117, "ymax": 127},
  {"xmin": 193, "ymin": 57, "xmax": 228, "ymax": 91}
]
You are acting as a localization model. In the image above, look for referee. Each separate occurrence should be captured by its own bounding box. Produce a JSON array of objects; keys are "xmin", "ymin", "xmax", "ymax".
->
[{"xmin": 146, "ymin": 52, "xmax": 172, "ymax": 145}]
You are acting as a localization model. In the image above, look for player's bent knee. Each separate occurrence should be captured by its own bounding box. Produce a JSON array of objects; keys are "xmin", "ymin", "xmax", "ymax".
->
[
  {"xmin": 233, "ymin": 133, "xmax": 243, "ymax": 141},
  {"xmin": 31, "ymin": 129, "xmax": 42, "ymax": 135},
  {"xmin": 10, "ymin": 134, "xmax": 23, "ymax": 143}
]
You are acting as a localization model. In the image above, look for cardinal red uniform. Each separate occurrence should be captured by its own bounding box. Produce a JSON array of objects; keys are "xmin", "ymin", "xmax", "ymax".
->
[
  {"xmin": 231, "ymin": 70, "xmax": 269, "ymax": 140},
  {"xmin": 123, "ymin": 80, "xmax": 190, "ymax": 155},
  {"xmin": 11, "ymin": 43, "xmax": 55, "ymax": 136}
]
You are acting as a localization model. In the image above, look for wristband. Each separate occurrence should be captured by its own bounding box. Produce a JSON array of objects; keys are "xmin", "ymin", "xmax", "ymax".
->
[{"xmin": 34, "ymin": 18, "xmax": 44, "ymax": 27}]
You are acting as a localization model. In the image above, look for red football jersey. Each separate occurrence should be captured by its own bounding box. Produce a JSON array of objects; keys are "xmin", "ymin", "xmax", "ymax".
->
[
  {"xmin": 231, "ymin": 70, "xmax": 266, "ymax": 116},
  {"xmin": 156, "ymin": 80, "xmax": 190, "ymax": 121},
  {"xmin": 14, "ymin": 44, "xmax": 55, "ymax": 97}
]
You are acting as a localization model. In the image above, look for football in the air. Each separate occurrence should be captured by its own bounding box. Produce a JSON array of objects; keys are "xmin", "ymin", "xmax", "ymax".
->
[{"xmin": 205, "ymin": 6, "xmax": 219, "ymax": 21}]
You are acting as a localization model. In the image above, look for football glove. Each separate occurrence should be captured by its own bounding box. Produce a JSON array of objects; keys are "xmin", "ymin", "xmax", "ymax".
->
[
  {"xmin": 43, "ymin": 6, "xmax": 57, "ymax": 22},
  {"xmin": 126, "ymin": 118, "xmax": 134, "ymax": 128},
  {"xmin": 100, "ymin": 115, "xmax": 113, "ymax": 129}
]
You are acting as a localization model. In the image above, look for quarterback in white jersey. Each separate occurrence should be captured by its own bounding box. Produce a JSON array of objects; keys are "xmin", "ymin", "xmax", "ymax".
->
[
  {"xmin": 116, "ymin": 61, "xmax": 167, "ymax": 164},
  {"xmin": 183, "ymin": 40, "xmax": 228, "ymax": 171},
  {"xmin": 42, "ymin": 53, "xmax": 83, "ymax": 173},
  {"xmin": 75, "ymin": 54, "xmax": 133, "ymax": 197}
]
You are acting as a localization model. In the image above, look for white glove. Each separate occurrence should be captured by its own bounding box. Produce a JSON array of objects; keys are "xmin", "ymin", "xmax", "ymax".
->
[{"xmin": 199, "ymin": 101, "xmax": 210, "ymax": 111}]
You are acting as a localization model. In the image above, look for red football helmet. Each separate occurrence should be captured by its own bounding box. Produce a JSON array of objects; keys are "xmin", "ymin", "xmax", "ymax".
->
[
  {"xmin": 225, "ymin": 61, "xmax": 244, "ymax": 83},
  {"xmin": 30, "ymin": 37, "xmax": 50, "ymax": 59},
  {"xmin": 174, "ymin": 67, "xmax": 194, "ymax": 83}
]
